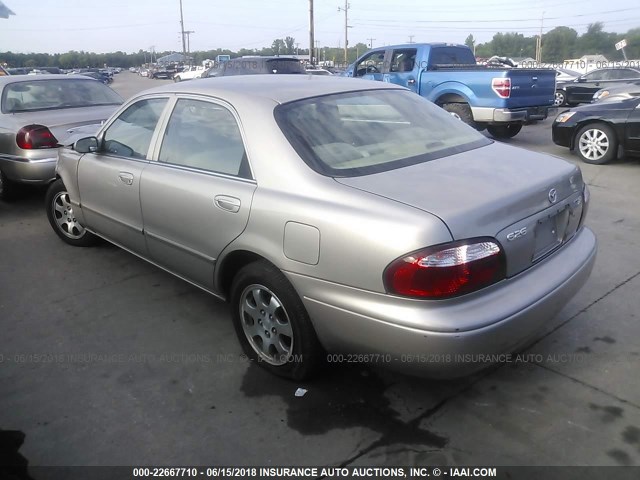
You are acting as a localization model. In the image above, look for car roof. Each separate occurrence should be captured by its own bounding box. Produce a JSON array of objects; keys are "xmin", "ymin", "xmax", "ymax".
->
[{"xmin": 134, "ymin": 74, "xmax": 406, "ymax": 105}]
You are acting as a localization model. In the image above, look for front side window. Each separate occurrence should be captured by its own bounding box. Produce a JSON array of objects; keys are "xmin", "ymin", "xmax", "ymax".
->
[
  {"xmin": 102, "ymin": 98, "xmax": 168, "ymax": 159},
  {"xmin": 275, "ymin": 89, "xmax": 490, "ymax": 177},
  {"xmin": 355, "ymin": 50, "xmax": 386, "ymax": 77},
  {"xmin": 159, "ymin": 99, "xmax": 249, "ymax": 178}
]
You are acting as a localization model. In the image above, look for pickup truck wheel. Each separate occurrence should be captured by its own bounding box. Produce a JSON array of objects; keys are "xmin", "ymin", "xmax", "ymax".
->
[
  {"xmin": 487, "ymin": 124, "xmax": 523, "ymax": 139},
  {"xmin": 554, "ymin": 90, "xmax": 566, "ymax": 107},
  {"xmin": 230, "ymin": 260, "xmax": 324, "ymax": 380},
  {"xmin": 575, "ymin": 123, "xmax": 617, "ymax": 165},
  {"xmin": 46, "ymin": 179, "xmax": 97, "ymax": 247},
  {"xmin": 442, "ymin": 103, "xmax": 476, "ymax": 128}
]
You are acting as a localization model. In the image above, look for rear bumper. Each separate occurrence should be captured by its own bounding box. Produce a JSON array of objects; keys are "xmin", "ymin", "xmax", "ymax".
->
[
  {"xmin": 0, "ymin": 154, "xmax": 57, "ymax": 184},
  {"xmin": 287, "ymin": 227, "xmax": 597, "ymax": 377},
  {"xmin": 472, "ymin": 105, "xmax": 551, "ymax": 124}
]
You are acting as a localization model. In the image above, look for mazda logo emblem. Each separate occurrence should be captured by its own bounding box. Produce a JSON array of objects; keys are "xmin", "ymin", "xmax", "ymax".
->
[{"xmin": 548, "ymin": 188, "xmax": 557, "ymax": 204}]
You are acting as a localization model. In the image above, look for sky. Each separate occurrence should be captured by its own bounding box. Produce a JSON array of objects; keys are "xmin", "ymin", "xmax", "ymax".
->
[{"xmin": 0, "ymin": 0, "xmax": 639, "ymax": 54}]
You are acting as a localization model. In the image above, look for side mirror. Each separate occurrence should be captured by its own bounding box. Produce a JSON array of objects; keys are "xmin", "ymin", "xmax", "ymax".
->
[{"xmin": 74, "ymin": 136, "xmax": 99, "ymax": 153}]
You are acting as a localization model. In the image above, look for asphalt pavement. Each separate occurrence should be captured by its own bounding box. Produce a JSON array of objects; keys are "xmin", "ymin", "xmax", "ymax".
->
[{"xmin": 1, "ymin": 72, "xmax": 639, "ymax": 475}]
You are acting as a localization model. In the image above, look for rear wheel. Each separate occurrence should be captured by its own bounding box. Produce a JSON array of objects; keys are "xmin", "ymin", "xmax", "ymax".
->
[
  {"xmin": 554, "ymin": 90, "xmax": 566, "ymax": 107},
  {"xmin": 442, "ymin": 102, "xmax": 477, "ymax": 129},
  {"xmin": 174, "ymin": 76, "xmax": 181, "ymax": 82},
  {"xmin": 575, "ymin": 123, "xmax": 617, "ymax": 165},
  {"xmin": 45, "ymin": 179, "xmax": 97, "ymax": 247},
  {"xmin": 230, "ymin": 260, "xmax": 323, "ymax": 380},
  {"xmin": 487, "ymin": 124, "xmax": 523, "ymax": 139}
]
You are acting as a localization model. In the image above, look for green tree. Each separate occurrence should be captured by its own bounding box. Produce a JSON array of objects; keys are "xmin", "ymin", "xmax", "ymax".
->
[
  {"xmin": 542, "ymin": 27, "xmax": 578, "ymax": 63},
  {"xmin": 284, "ymin": 36, "xmax": 296, "ymax": 55},
  {"xmin": 271, "ymin": 39, "xmax": 285, "ymax": 56},
  {"xmin": 464, "ymin": 34, "xmax": 475, "ymax": 53}
]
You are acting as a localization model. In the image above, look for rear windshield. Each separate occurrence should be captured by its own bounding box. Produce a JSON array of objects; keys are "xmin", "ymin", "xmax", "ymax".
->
[
  {"xmin": 1, "ymin": 78, "xmax": 123, "ymax": 113},
  {"xmin": 429, "ymin": 47, "xmax": 477, "ymax": 66},
  {"xmin": 274, "ymin": 89, "xmax": 490, "ymax": 177}
]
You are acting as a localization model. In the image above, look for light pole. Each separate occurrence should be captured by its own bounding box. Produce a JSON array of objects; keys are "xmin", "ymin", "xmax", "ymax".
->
[{"xmin": 338, "ymin": 1, "xmax": 350, "ymax": 64}]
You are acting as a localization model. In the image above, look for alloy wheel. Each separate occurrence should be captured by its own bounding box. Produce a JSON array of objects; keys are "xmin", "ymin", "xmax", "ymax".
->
[
  {"xmin": 578, "ymin": 128, "xmax": 609, "ymax": 162},
  {"xmin": 239, "ymin": 284, "xmax": 294, "ymax": 366},
  {"xmin": 52, "ymin": 191, "xmax": 86, "ymax": 239}
]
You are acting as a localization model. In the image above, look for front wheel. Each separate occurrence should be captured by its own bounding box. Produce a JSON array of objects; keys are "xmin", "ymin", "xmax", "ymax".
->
[
  {"xmin": 487, "ymin": 124, "xmax": 523, "ymax": 139},
  {"xmin": 174, "ymin": 76, "xmax": 181, "ymax": 82},
  {"xmin": 575, "ymin": 123, "xmax": 618, "ymax": 165},
  {"xmin": 230, "ymin": 261, "xmax": 323, "ymax": 380},
  {"xmin": 45, "ymin": 179, "xmax": 97, "ymax": 247}
]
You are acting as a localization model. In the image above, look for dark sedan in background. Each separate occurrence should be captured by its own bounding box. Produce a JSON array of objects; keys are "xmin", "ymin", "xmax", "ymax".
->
[
  {"xmin": 552, "ymin": 95, "xmax": 640, "ymax": 164},
  {"xmin": 555, "ymin": 67, "xmax": 640, "ymax": 106}
]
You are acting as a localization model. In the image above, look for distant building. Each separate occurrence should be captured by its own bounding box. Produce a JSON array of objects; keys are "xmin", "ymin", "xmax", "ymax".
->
[{"xmin": 0, "ymin": 1, "xmax": 15, "ymax": 18}]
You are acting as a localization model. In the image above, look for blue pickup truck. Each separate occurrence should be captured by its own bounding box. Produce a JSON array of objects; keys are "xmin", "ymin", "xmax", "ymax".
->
[{"xmin": 343, "ymin": 43, "xmax": 556, "ymax": 138}]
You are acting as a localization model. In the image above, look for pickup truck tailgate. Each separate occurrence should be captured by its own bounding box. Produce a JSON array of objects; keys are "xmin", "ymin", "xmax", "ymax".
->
[{"xmin": 505, "ymin": 69, "xmax": 555, "ymax": 108}]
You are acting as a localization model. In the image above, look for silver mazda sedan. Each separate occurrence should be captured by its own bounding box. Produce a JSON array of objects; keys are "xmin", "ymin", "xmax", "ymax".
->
[
  {"xmin": 0, "ymin": 75, "xmax": 123, "ymax": 199},
  {"xmin": 47, "ymin": 76, "xmax": 597, "ymax": 379}
]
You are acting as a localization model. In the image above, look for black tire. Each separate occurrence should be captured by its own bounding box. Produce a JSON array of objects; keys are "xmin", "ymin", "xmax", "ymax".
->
[
  {"xmin": 45, "ymin": 179, "xmax": 97, "ymax": 247},
  {"xmin": 574, "ymin": 122, "xmax": 618, "ymax": 165},
  {"xmin": 442, "ymin": 102, "xmax": 477, "ymax": 128},
  {"xmin": 554, "ymin": 90, "xmax": 566, "ymax": 107},
  {"xmin": 487, "ymin": 124, "xmax": 523, "ymax": 139},
  {"xmin": 0, "ymin": 169, "xmax": 17, "ymax": 201},
  {"xmin": 174, "ymin": 76, "xmax": 181, "ymax": 82},
  {"xmin": 230, "ymin": 260, "xmax": 324, "ymax": 380}
]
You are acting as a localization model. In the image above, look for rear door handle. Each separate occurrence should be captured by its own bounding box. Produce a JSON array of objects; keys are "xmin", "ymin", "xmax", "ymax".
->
[
  {"xmin": 118, "ymin": 172, "xmax": 134, "ymax": 185},
  {"xmin": 214, "ymin": 195, "xmax": 241, "ymax": 213}
]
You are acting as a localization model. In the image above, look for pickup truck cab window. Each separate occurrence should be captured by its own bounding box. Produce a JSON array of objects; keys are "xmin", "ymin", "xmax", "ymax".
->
[
  {"xmin": 103, "ymin": 98, "xmax": 168, "ymax": 159},
  {"xmin": 390, "ymin": 49, "xmax": 417, "ymax": 72}
]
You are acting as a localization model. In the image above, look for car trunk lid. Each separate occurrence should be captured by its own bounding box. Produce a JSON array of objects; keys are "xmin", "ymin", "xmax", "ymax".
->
[
  {"xmin": 335, "ymin": 142, "xmax": 585, "ymax": 277},
  {"xmin": 8, "ymin": 105, "xmax": 118, "ymax": 144}
]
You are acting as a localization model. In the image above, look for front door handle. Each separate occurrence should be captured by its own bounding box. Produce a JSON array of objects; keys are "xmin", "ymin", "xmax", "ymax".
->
[
  {"xmin": 214, "ymin": 195, "xmax": 241, "ymax": 213},
  {"xmin": 407, "ymin": 78, "xmax": 416, "ymax": 85},
  {"xmin": 118, "ymin": 172, "xmax": 134, "ymax": 185}
]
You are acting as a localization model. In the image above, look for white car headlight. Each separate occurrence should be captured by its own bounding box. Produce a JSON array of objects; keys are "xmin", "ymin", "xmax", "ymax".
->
[{"xmin": 555, "ymin": 111, "xmax": 576, "ymax": 123}]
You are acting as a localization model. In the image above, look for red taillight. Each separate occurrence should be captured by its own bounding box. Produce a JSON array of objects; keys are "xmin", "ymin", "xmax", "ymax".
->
[
  {"xmin": 384, "ymin": 239, "xmax": 506, "ymax": 299},
  {"xmin": 492, "ymin": 78, "xmax": 511, "ymax": 98},
  {"xmin": 16, "ymin": 124, "xmax": 59, "ymax": 149}
]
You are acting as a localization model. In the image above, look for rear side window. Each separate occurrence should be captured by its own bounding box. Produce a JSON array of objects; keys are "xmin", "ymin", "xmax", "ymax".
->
[
  {"xmin": 275, "ymin": 89, "xmax": 490, "ymax": 177},
  {"xmin": 159, "ymin": 99, "xmax": 250, "ymax": 178}
]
